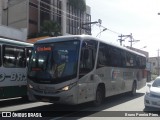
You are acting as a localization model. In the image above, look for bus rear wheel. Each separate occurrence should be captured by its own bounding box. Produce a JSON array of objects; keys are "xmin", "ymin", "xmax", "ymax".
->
[{"xmin": 93, "ymin": 87, "xmax": 104, "ymax": 107}]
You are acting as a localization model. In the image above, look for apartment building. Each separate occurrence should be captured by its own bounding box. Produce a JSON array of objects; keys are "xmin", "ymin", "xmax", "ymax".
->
[{"xmin": 2, "ymin": 0, "xmax": 91, "ymax": 38}]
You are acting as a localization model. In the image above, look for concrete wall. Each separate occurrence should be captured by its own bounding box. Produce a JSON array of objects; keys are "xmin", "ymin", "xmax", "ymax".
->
[
  {"xmin": 86, "ymin": 5, "xmax": 91, "ymax": 15},
  {"xmin": 0, "ymin": 0, "xmax": 2, "ymax": 25},
  {"xmin": 1, "ymin": 0, "xmax": 91, "ymax": 38},
  {"xmin": 0, "ymin": 0, "xmax": 27, "ymax": 41},
  {"xmin": 7, "ymin": 0, "xmax": 28, "ymax": 29},
  {"xmin": 0, "ymin": 25, "xmax": 27, "ymax": 41},
  {"xmin": 61, "ymin": 0, "xmax": 67, "ymax": 35}
]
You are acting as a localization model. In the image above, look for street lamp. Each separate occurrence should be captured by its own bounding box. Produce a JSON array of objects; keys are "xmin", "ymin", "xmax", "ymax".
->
[
  {"xmin": 96, "ymin": 28, "xmax": 107, "ymax": 37},
  {"xmin": 140, "ymin": 46, "xmax": 147, "ymax": 49}
]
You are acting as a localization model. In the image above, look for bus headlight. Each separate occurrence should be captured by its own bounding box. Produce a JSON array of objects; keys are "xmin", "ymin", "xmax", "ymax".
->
[
  {"xmin": 58, "ymin": 82, "xmax": 77, "ymax": 92},
  {"xmin": 28, "ymin": 84, "xmax": 33, "ymax": 89},
  {"xmin": 62, "ymin": 86, "xmax": 69, "ymax": 91}
]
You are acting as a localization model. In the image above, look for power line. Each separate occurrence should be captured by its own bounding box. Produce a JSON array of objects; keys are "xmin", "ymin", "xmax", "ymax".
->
[
  {"xmin": 8, "ymin": 0, "xmax": 90, "ymax": 24},
  {"xmin": 96, "ymin": 24, "xmax": 121, "ymax": 35},
  {"xmin": 9, "ymin": 0, "xmax": 138, "ymax": 40},
  {"xmin": 34, "ymin": 0, "xmax": 88, "ymax": 22},
  {"xmin": 28, "ymin": 0, "xmax": 91, "ymax": 31}
]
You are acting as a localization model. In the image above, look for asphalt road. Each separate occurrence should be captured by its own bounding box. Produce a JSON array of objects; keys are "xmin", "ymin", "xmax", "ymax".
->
[{"xmin": 0, "ymin": 86, "xmax": 159, "ymax": 120}]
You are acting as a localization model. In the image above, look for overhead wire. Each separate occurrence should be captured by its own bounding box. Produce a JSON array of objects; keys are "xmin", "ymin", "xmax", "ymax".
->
[
  {"xmin": 34, "ymin": 0, "xmax": 88, "ymax": 23},
  {"xmin": 30, "ymin": 0, "xmax": 132, "ymax": 38},
  {"xmin": 29, "ymin": 2, "xmax": 82, "ymax": 23},
  {"xmin": 8, "ymin": 0, "xmax": 138, "ymax": 46},
  {"xmin": 39, "ymin": 0, "xmax": 140, "ymax": 47}
]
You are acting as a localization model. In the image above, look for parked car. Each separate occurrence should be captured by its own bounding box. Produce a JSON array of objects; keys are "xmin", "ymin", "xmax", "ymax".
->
[{"xmin": 144, "ymin": 76, "xmax": 160, "ymax": 109}]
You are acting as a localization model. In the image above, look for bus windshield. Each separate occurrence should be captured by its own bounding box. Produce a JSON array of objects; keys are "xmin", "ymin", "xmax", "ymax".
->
[{"xmin": 28, "ymin": 40, "xmax": 80, "ymax": 84}]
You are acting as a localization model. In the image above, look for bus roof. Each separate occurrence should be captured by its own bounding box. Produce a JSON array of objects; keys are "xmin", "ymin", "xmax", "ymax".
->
[
  {"xmin": 0, "ymin": 37, "xmax": 33, "ymax": 47},
  {"xmin": 35, "ymin": 35, "xmax": 146, "ymax": 57}
]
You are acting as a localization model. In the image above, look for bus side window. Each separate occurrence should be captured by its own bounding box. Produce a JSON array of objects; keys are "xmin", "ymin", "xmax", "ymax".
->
[
  {"xmin": 3, "ymin": 45, "xmax": 26, "ymax": 68},
  {"xmin": 16, "ymin": 48, "xmax": 26, "ymax": 68},
  {"xmin": 136, "ymin": 55, "xmax": 140, "ymax": 68},
  {"xmin": 110, "ymin": 47, "xmax": 122, "ymax": 67},
  {"xmin": 79, "ymin": 40, "xmax": 98, "ymax": 78},
  {"xmin": 3, "ymin": 45, "xmax": 15, "ymax": 67},
  {"xmin": 121, "ymin": 50, "xmax": 126, "ymax": 67},
  {"xmin": 97, "ymin": 43, "xmax": 110, "ymax": 68},
  {"xmin": 139, "ymin": 56, "xmax": 146, "ymax": 69},
  {"xmin": 125, "ymin": 52, "xmax": 137, "ymax": 68},
  {"xmin": 126, "ymin": 52, "xmax": 132, "ymax": 67},
  {"xmin": 0, "ymin": 45, "xmax": 1, "ymax": 66}
]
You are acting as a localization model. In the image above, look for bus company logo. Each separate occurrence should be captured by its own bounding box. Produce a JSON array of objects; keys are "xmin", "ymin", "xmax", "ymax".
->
[
  {"xmin": 2, "ymin": 112, "xmax": 11, "ymax": 117},
  {"xmin": 0, "ymin": 73, "xmax": 26, "ymax": 82},
  {"xmin": 111, "ymin": 69, "xmax": 120, "ymax": 80},
  {"xmin": 0, "ymin": 73, "xmax": 5, "ymax": 82}
]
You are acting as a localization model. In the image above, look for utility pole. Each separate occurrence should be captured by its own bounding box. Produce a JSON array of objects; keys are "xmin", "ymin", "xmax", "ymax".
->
[
  {"xmin": 118, "ymin": 34, "xmax": 125, "ymax": 46},
  {"xmin": 128, "ymin": 33, "xmax": 140, "ymax": 48},
  {"xmin": 117, "ymin": 34, "xmax": 130, "ymax": 46},
  {"xmin": 128, "ymin": 33, "xmax": 133, "ymax": 47}
]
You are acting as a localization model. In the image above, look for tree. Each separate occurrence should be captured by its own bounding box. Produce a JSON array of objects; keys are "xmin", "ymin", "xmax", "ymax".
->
[
  {"xmin": 68, "ymin": 0, "xmax": 86, "ymax": 12},
  {"xmin": 28, "ymin": 20, "xmax": 61, "ymax": 39},
  {"xmin": 40, "ymin": 20, "xmax": 61, "ymax": 36}
]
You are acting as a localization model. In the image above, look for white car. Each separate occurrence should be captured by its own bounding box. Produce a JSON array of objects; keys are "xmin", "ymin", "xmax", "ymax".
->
[{"xmin": 144, "ymin": 77, "xmax": 160, "ymax": 109}]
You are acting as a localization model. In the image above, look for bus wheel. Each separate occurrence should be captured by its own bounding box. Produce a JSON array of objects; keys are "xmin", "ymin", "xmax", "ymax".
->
[
  {"xmin": 93, "ymin": 87, "xmax": 104, "ymax": 107},
  {"xmin": 130, "ymin": 81, "xmax": 136, "ymax": 96}
]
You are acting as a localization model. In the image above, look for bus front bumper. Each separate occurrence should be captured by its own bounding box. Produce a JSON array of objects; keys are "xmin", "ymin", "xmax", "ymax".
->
[{"xmin": 27, "ymin": 86, "xmax": 77, "ymax": 105}]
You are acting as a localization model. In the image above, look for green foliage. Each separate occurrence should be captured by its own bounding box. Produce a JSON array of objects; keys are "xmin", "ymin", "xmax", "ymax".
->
[
  {"xmin": 28, "ymin": 20, "xmax": 61, "ymax": 39},
  {"xmin": 40, "ymin": 20, "xmax": 61, "ymax": 36},
  {"xmin": 68, "ymin": 0, "xmax": 86, "ymax": 11}
]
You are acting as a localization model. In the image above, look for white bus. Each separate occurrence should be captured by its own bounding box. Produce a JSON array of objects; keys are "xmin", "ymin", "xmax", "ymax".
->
[
  {"xmin": 0, "ymin": 38, "xmax": 33, "ymax": 99},
  {"xmin": 27, "ymin": 35, "xmax": 147, "ymax": 106}
]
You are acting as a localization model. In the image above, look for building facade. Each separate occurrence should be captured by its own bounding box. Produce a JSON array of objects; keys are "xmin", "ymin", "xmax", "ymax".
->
[
  {"xmin": 0, "ymin": 0, "xmax": 27, "ymax": 41},
  {"xmin": 0, "ymin": 0, "xmax": 2, "ymax": 25},
  {"xmin": 148, "ymin": 57, "xmax": 160, "ymax": 75},
  {"xmin": 2, "ymin": 0, "xmax": 91, "ymax": 39}
]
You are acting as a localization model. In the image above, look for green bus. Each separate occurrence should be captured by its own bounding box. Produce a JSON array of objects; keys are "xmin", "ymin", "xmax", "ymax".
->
[{"xmin": 0, "ymin": 37, "xmax": 33, "ymax": 99}]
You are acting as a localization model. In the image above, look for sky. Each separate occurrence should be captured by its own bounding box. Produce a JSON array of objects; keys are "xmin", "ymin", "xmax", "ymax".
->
[{"xmin": 86, "ymin": 0, "xmax": 160, "ymax": 57}]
